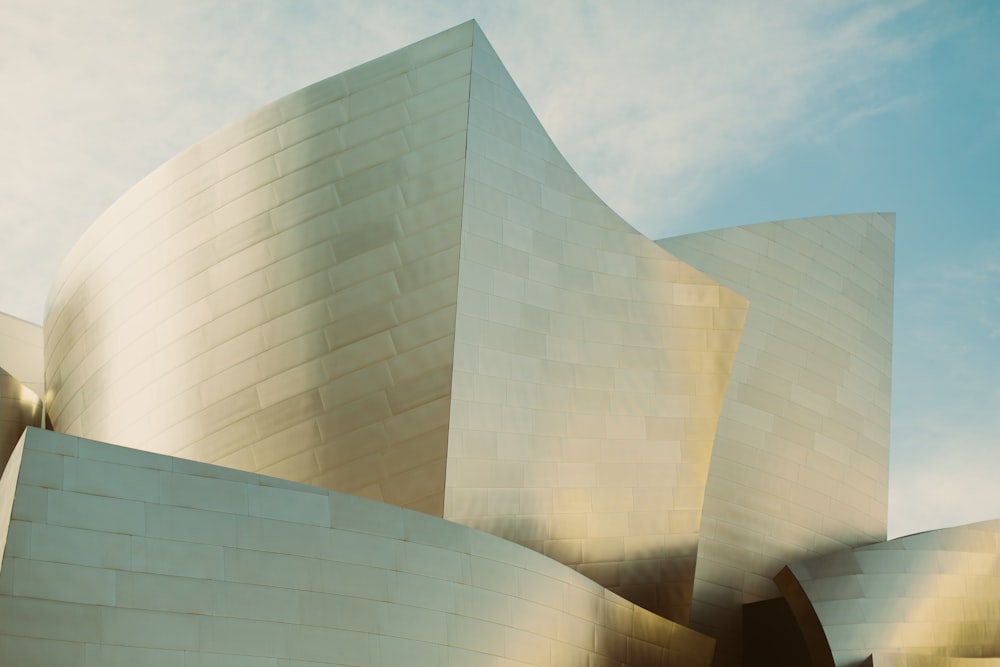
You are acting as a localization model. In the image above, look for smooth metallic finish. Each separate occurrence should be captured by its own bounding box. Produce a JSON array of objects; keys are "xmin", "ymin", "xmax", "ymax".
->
[
  {"xmin": 443, "ymin": 26, "xmax": 746, "ymax": 623},
  {"xmin": 0, "ymin": 367, "xmax": 42, "ymax": 475},
  {"xmin": 45, "ymin": 21, "xmax": 477, "ymax": 514},
  {"xmin": 778, "ymin": 519, "xmax": 1000, "ymax": 667},
  {"xmin": 0, "ymin": 427, "xmax": 716, "ymax": 666},
  {"xmin": 659, "ymin": 215, "xmax": 895, "ymax": 664},
  {"xmin": 0, "ymin": 313, "xmax": 44, "ymax": 397},
  {"xmin": 31, "ymin": 18, "xmax": 940, "ymax": 666},
  {"xmin": 0, "ymin": 313, "xmax": 44, "ymax": 473},
  {"xmin": 42, "ymin": 20, "xmax": 748, "ymax": 624}
]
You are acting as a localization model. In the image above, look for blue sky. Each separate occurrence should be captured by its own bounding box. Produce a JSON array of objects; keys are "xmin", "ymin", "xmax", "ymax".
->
[{"xmin": 0, "ymin": 1, "xmax": 997, "ymax": 538}]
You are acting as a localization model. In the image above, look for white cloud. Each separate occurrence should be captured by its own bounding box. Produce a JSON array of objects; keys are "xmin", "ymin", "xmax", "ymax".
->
[
  {"xmin": 0, "ymin": 0, "xmax": 942, "ymax": 324},
  {"xmin": 483, "ymin": 0, "xmax": 932, "ymax": 234}
]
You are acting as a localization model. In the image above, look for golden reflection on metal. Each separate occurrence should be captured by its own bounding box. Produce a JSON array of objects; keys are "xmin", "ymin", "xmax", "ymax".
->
[
  {"xmin": 0, "ymin": 313, "xmax": 44, "ymax": 397},
  {"xmin": 0, "ymin": 366, "xmax": 42, "ymax": 473},
  {"xmin": 660, "ymin": 214, "xmax": 895, "ymax": 664},
  {"xmin": 42, "ymin": 19, "xmax": 747, "ymax": 627},
  {"xmin": 441, "ymin": 25, "xmax": 746, "ymax": 624},
  {"xmin": 778, "ymin": 519, "xmax": 1000, "ymax": 667},
  {"xmin": 31, "ymin": 18, "xmax": 934, "ymax": 667},
  {"xmin": 0, "ymin": 428, "xmax": 717, "ymax": 666}
]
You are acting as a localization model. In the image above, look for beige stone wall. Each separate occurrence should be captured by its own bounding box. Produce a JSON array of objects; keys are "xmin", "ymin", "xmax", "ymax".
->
[{"xmin": 0, "ymin": 427, "xmax": 715, "ymax": 666}]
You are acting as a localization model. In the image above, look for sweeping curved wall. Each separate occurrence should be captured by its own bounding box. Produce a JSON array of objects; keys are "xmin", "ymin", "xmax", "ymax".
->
[
  {"xmin": 660, "ymin": 214, "xmax": 894, "ymax": 663},
  {"xmin": 42, "ymin": 20, "xmax": 749, "ymax": 626},
  {"xmin": 0, "ymin": 428, "xmax": 716, "ymax": 666},
  {"xmin": 779, "ymin": 519, "xmax": 1000, "ymax": 667}
]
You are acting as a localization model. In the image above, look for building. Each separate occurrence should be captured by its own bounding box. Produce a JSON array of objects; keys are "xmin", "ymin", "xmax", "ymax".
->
[{"xmin": 1, "ymin": 20, "xmax": 997, "ymax": 667}]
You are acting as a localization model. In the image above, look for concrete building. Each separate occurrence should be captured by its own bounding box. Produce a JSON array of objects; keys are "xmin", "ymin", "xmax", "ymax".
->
[{"xmin": 0, "ymin": 19, "xmax": 997, "ymax": 667}]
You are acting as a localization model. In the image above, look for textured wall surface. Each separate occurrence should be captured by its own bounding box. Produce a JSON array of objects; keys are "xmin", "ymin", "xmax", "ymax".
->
[
  {"xmin": 660, "ymin": 214, "xmax": 895, "ymax": 663},
  {"xmin": 0, "ymin": 368, "xmax": 42, "ymax": 475},
  {"xmin": 0, "ymin": 313, "xmax": 44, "ymax": 473},
  {"xmin": 43, "ymin": 20, "xmax": 748, "ymax": 624},
  {"xmin": 44, "ymin": 22, "xmax": 477, "ymax": 514},
  {"xmin": 779, "ymin": 519, "xmax": 1000, "ymax": 667},
  {"xmin": 0, "ymin": 427, "xmax": 716, "ymax": 666},
  {"xmin": 0, "ymin": 313, "xmax": 44, "ymax": 397},
  {"xmin": 444, "ymin": 26, "xmax": 746, "ymax": 623}
]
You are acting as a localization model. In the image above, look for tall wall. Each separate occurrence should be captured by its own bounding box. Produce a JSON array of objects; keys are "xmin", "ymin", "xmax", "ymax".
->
[
  {"xmin": 444, "ymin": 25, "xmax": 747, "ymax": 623},
  {"xmin": 43, "ymin": 22, "xmax": 477, "ymax": 514},
  {"xmin": 0, "ymin": 427, "xmax": 716, "ymax": 666},
  {"xmin": 660, "ymin": 214, "xmax": 895, "ymax": 663},
  {"xmin": 42, "ymin": 19, "xmax": 749, "ymax": 626}
]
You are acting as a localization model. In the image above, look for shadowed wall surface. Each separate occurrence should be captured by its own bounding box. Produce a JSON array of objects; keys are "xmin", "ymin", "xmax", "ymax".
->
[
  {"xmin": 442, "ymin": 25, "xmax": 745, "ymax": 623},
  {"xmin": 779, "ymin": 519, "xmax": 1000, "ymax": 667},
  {"xmin": 660, "ymin": 214, "xmax": 894, "ymax": 664},
  {"xmin": 44, "ymin": 22, "xmax": 478, "ymax": 514},
  {"xmin": 0, "ymin": 313, "xmax": 44, "ymax": 473}
]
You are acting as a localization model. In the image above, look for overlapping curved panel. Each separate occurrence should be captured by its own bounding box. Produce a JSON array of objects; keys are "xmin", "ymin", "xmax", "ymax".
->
[
  {"xmin": 778, "ymin": 519, "xmax": 1000, "ymax": 667},
  {"xmin": 0, "ymin": 313, "xmax": 44, "ymax": 397},
  {"xmin": 659, "ymin": 214, "xmax": 895, "ymax": 663},
  {"xmin": 0, "ymin": 313, "xmax": 44, "ymax": 473},
  {"xmin": 43, "ymin": 19, "xmax": 748, "ymax": 625},
  {"xmin": 0, "ymin": 367, "xmax": 42, "ymax": 474},
  {"xmin": 875, "ymin": 657, "xmax": 1000, "ymax": 667},
  {"xmin": 444, "ymin": 25, "xmax": 747, "ymax": 623},
  {"xmin": 44, "ymin": 21, "xmax": 478, "ymax": 514},
  {"xmin": 0, "ymin": 428, "xmax": 716, "ymax": 666}
]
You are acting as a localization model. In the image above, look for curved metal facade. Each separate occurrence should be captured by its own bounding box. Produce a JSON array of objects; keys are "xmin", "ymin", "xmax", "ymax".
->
[
  {"xmin": 0, "ymin": 368, "xmax": 42, "ymax": 474},
  {"xmin": 442, "ymin": 27, "xmax": 746, "ymax": 623},
  {"xmin": 32, "ymin": 18, "xmax": 956, "ymax": 667},
  {"xmin": 45, "ymin": 21, "xmax": 477, "ymax": 514},
  {"xmin": 0, "ymin": 313, "xmax": 44, "ymax": 397},
  {"xmin": 43, "ymin": 20, "xmax": 748, "ymax": 625},
  {"xmin": 0, "ymin": 313, "xmax": 44, "ymax": 473},
  {"xmin": 660, "ymin": 214, "xmax": 895, "ymax": 663},
  {"xmin": 778, "ymin": 519, "xmax": 1000, "ymax": 667},
  {"xmin": 0, "ymin": 428, "xmax": 716, "ymax": 666}
]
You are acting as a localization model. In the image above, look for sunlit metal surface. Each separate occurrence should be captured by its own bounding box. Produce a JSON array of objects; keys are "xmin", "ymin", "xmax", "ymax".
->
[
  {"xmin": 0, "ymin": 427, "xmax": 716, "ymax": 666},
  {"xmin": 0, "ymin": 313, "xmax": 43, "ymax": 398},
  {"xmin": 660, "ymin": 215, "xmax": 895, "ymax": 664},
  {"xmin": 45, "ymin": 22, "xmax": 477, "ymax": 514},
  {"xmin": 442, "ymin": 26, "xmax": 746, "ymax": 623},
  {"xmin": 43, "ymin": 19, "xmax": 748, "ymax": 624},
  {"xmin": 777, "ymin": 519, "xmax": 1000, "ymax": 666},
  {"xmin": 0, "ymin": 366, "xmax": 42, "ymax": 474}
]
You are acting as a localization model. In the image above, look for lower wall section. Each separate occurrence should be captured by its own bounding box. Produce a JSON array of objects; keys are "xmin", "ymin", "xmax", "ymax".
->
[
  {"xmin": 0, "ymin": 428, "xmax": 714, "ymax": 666},
  {"xmin": 778, "ymin": 520, "xmax": 1000, "ymax": 667}
]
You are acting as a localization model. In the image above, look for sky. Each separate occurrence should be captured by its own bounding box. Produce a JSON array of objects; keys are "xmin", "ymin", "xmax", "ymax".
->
[{"xmin": 0, "ymin": 0, "xmax": 997, "ymax": 539}]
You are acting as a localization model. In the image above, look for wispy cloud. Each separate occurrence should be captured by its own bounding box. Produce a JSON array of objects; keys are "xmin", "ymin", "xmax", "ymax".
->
[
  {"xmin": 486, "ymin": 0, "xmax": 936, "ymax": 233},
  {"xmin": 0, "ymin": 0, "xmax": 948, "ymax": 323}
]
